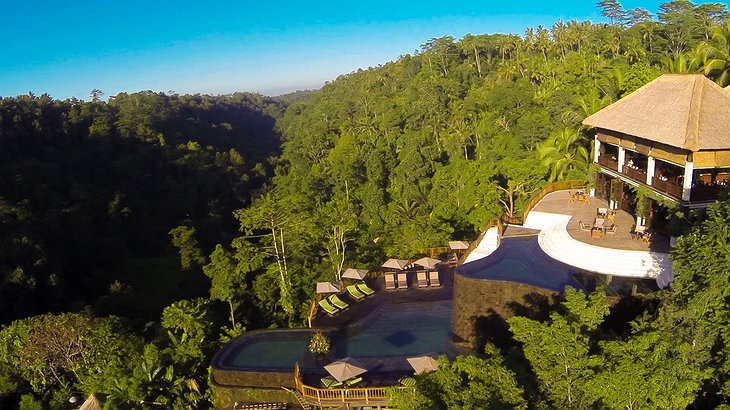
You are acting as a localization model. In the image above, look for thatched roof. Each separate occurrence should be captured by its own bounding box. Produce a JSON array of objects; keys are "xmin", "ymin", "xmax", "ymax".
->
[{"xmin": 583, "ymin": 74, "xmax": 730, "ymax": 151}]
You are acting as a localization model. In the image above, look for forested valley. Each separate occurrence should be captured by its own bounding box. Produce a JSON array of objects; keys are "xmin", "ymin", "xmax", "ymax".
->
[{"xmin": 2, "ymin": 0, "xmax": 730, "ymax": 408}]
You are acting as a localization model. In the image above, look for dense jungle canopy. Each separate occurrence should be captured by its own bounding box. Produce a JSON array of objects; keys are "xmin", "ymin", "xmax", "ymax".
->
[{"xmin": 1, "ymin": 1, "xmax": 730, "ymax": 408}]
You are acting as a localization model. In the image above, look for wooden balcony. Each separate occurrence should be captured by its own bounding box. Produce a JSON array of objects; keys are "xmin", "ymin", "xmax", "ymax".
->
[
  {"xmin": 597, "ymin": 155, "xmax": 618, "ymax": 171},
  {"xmin": 294, "ymin": 363, "xmax": 414, "ymax": 405},
  {"xmin": 622, "ymin": 165, "xmax": 647, "ymax": 183},
  {"xmin": 651, "ymin": 177, "xmax": 683, "ymax": 199}
]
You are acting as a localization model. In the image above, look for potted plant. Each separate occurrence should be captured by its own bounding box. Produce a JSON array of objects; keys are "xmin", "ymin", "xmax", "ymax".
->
[{"xmin": 309, "ymin": 330, "xmax": 330, "ymax": 358}]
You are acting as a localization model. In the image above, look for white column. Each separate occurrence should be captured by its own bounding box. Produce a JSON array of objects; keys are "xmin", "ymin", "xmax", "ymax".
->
[
  {"xmin": 617, "ymin": 147, "xmax": 626, "ymax": 172},
  {"xmin": 593, "ymin": 135, "xmax": 601, "ymax": 163},
  {"xmin": 646, "ymin": 156, "xmax": 655, "ymax": 185},
  {"xmin": 682, "ymin": 161, "xmax": 694, "ymax": 201}
]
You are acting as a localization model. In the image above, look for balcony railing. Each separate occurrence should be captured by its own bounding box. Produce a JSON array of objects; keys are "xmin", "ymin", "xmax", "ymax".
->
[
  {"xmin": 651, "ymin": 177, "xmax": 683, "ymax": 199},
  {"xmin": 622, "ymin": 165, "xmax": 647, "ymax": 183},
  {"xmin": 294, "ymin": 362, "xmax": 414, "ymax": 404},
  {"xmin": 597, "ymin": 155, "xmax": 618, "ymax": 171}
]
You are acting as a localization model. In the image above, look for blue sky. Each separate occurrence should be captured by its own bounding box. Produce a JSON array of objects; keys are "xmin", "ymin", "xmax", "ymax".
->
[{"xmin": 0, "ymin": 0, "xmax": 676, "ymax": 99}]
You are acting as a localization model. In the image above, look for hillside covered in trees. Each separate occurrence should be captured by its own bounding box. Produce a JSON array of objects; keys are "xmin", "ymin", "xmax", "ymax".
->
[{"xmin": 1, "ymin": 0, "xmax": 730, "ymax": 408}]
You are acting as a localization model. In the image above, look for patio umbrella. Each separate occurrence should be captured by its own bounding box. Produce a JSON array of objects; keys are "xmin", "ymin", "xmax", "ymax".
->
[
  {"xmin": 449, "ymin": 241, "xmax": 470, "ymax": 250},
  {"xmin": 324, "ymin": 357, "xmax": 368, "ymax": 382},
  {"xmin": 342, "ymin": 268, "xmax": 369, "ymax": 280},
  {"xmin": 413, "ymin": 257, "xmax": 441, "ymax": 270},
  {"xmin": 407, "ymin": 355, "xmax": 439, "ymax": 375},
  {"xmin": 316, "ymin": 282, "xmax": 341, "ymax": 294},
  {"xmin": 382, "ymin": 258, "xmax": 410, "ymax": 270}
]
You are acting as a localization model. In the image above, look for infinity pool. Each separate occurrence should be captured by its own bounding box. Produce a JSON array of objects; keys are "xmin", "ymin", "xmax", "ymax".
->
[
  {"xmin": 214, "ymin": 300, "xmax": 454, "ymax": 372},
  {"xmin": 457, "ymin": 236, "xmax": 583, "ymax": 292}
]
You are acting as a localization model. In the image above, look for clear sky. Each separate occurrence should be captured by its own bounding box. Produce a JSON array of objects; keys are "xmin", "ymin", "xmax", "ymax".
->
[{"xmin": 0, "ymin": 0, "xmax": 675, "ymax": 99}]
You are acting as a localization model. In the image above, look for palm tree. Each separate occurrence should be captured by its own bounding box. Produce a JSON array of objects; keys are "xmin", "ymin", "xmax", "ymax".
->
[
  {"xmin": 699, "ymin": 20, "xmax": 730, "ymax": 86},
  {"xmin": 537, "ymin": 128, "xmax": 590, "ymax": 182}
]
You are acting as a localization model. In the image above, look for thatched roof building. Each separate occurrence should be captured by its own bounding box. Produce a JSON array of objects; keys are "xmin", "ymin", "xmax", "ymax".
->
[{"xmin": 583, "ymin": 74, "xmax": 730, "ymax": 152}]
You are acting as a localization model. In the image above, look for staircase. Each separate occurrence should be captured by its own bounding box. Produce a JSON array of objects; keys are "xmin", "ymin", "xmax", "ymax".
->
[
  {"xmin": 463, "ymin": 227, "xmax": 500, "ymax": 264},
  {"xmin": 281, "ymin": 387, "xmax": 311, "ymax": 410}
]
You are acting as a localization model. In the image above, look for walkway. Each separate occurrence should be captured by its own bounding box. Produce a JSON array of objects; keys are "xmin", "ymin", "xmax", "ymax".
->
[{"xmin": 525, "ymin": 190, "xmax": 673, "ymax": 287}]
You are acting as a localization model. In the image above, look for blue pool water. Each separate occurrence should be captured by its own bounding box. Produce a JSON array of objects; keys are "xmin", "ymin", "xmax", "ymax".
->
[
  {"xmin": 336, "ymin": 300, "xmax": 453, "ymax": 358},
  {"xmin": 215, "ymin": 300, "xmax": 454, "ymax": 371},
  {"xmin": 457, "ymin": 236, "xmax": 583, "ymax": 292}
]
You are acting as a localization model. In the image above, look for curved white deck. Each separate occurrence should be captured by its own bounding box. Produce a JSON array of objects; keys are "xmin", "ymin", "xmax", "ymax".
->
[{"xmin": 525, "ymin": 211, "xmax": 673, "ymax": 288}]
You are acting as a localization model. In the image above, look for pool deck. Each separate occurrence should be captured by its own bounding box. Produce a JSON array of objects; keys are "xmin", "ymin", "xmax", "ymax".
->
[
  {"xmin": 312, "ymin": 266, "xmax": 454, "ymax": 328},
  {"xmin": 531, "ymin": 190, "xmax": 670, "ymax": 253}
]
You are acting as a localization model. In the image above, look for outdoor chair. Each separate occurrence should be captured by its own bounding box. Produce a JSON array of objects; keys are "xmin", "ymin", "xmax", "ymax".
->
[
  {"xmin": 397, "ymin": 272, "xmax": 408, "ymax": 290},
  {"xmin": 318, "ymin": 299, "xmax": 339, "ymax": 316},
  {"xmin": 631, "ymin": 225, "xmax": 646, "ymax": 240},
  {"xmin": 321, "ymin": 376, "xmax": 343, "ymax": 388},
  {"xmin": 579, "ymin": 220, "xmax": 592, "ymax": 231},
  {"xmin": 605, "ymin": 224, "xmax": 618, "ymax": 235},
  {"xmin": 597, "ymin": 207, "xmax": 608, "ymax": 217},
  {"xmin": 400, "ymin": 377, "xmax": 416, "ymax": 387},
  {"xmin": 356, "ymin": 282, "xmax": 375, "ymax": 296},
  {"xmin": 384, "ymin": 273, "xmax": 397, "ymax": 291},
  {"xmin": 568, "ymin": 191, "xmax": 576, "ymax": 203},
  {"xmin": 417, "ymin": 271, "xmax": 429, "ymax": 288},
  {"xmin": 607, "ymin": 210, "xmax": 616, "ymax": 223},
  {"xmin": 346, "ymin": 284, "xmax": 366, "ymax": 301},
  {"xmin": 428, "ymin": 271, "xmax": 440, "ymax": 287},
  {"xmin": 642, "ymin": 231, "xmax": 653, "ymax": 243},
  {"xmin": 345, "ymin": 376, "xmax": 364, "ymax": 387},
  {"xmin": 328, "ymin": 294, "xmax": 349, "ymax": 310}
]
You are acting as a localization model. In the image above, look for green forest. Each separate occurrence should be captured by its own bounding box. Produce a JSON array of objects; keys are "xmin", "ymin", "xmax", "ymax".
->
[{"xmin": 1, "ymin": 0, "xmax": 730, "ymax": 408}]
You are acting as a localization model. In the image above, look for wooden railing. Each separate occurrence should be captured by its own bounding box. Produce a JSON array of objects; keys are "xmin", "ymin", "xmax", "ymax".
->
[
  {"xmin": 622, "ymin": 165, "xmax": 647, "ymax": 184},
  {"xmin": 294, "ymin": 363, "xmax": 413, "ymax": 404},
  {"xmin": 458, "ymin": 217, "xmax": 504, "ymax": 266},
  {"xmin": 597, "ymin": 155, "xmax": 618, "ymax": 171},
  {"xmin": 521, "ymin": 180, "xmax": 587, "ymax": 222},
  {"xmin": 419, "ymin": 246, "xmax": 451, "ymax": 258},
  {"xmin": 307, "ymin": 299, "xmax": 317, "ymax": 328},
  {"xmin": 651, "ymin": 177, "xmax": 683, "ymax": 199}
]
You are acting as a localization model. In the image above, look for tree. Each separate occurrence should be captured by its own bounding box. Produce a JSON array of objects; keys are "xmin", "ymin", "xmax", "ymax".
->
[
  {"xmin": 597, "ymin": 0, "xmax": 627, "ymax": 26},
  {"xmin": 508, "ymin": 288, "xmax": 610, "ymax": 408},
  {"xmin": 169, "ymin": 225, "xmax": 206, "ymax": 271},
  {"xmin": 537, "ymin": 127, "xmax": 590, "ymax": 182},
  {"xmin": 700, "ymin": 20, "xmax": 730, "ymax": 86},
  {"xmin": 390, "ymin": 346, "xmax": 527, "ymax": 409}
]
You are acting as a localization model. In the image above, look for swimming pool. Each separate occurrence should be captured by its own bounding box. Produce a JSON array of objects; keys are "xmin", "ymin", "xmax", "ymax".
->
[
  {"xmin": 213, "ymin": 300, "xmax": 454, "ymax": 373},
  {"xmin": 457, "ymin": 236, "xmax": 583, "ymax": 292}
]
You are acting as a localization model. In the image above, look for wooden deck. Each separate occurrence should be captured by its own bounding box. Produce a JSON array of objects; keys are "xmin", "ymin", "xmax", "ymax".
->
[
  {"xmin": 311, "ymin": 266, "xmax": 454, "ymax": 328},
  {"xmin": 531, "ymin": 190, "xmax": 670, "ymax": 253}
]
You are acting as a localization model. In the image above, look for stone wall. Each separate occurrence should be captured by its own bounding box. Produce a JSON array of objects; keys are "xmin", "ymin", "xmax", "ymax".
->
[
  {"xmin": 211, "ymin": 371, "xmax": 299, "ymax": 409},
  {"xmin": 211, "ymin": 368, "xmax": 296, "ymax": 389},
  {"xmin": 452, "ymin": 273, "xmax": 561, "ymax": 349}
]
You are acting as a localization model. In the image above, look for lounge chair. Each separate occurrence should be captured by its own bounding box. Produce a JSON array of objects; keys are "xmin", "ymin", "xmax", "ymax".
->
[
  {"xmin": 346, "ymin": 284, "xmax": 366, "ymax": 301},
  {"xmin": 318, "ymin": 299, "xmax": 339, "ymax": 316},
  {"xmin": 346, "ymin": 376, "xmax": 364, "ymax": 387},
  {"xmin": 328, "ymin": 294, "xmax": 349, "ymax": 310},
  {"xmin": 400, "ymin": 377, "xmax": 416, "ymax": 387},
  {"xmin": 321, "ymin": 376, "xmax": 343, "ymax": 388},
  {"xmin": 597, "ymin": 207, "xmax": 608, "ymax": 217},
  {"xmin": 397, "ymin": 272, "xmax": 408, "ymax": 290},
  {"xmin": 356, "ymin": 282, "xmax": 375, "ymax": 296},
  {"xmin": 417, "ymin": 271, "xmax": 428, "ymax": 288},
  {"xmin": 385, "ymin": 273, "xmax": 397, "ymax": 291},
  {"xmin": 428, "ymin": 271, "xmax": 440, "ymax": 287},
  {"xmin": 605, "ymin": 224, "xmax": 618, "ymax": 235}
]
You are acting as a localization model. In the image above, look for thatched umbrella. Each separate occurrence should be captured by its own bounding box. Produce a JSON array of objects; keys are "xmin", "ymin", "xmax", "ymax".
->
[
  {"xmin": 382, "ymin": 258, "xmax": 409, "ymax": 271},
  {"xmin": 407, "ymin": 355, "xmax": 439, "ymax": 375},
  {"xmin": 413, "ymin": 257, "xmax": 441, "ymax": 270},
  {"xmin": 324, "ymin": 357, "xmax": 368, "ymax": 382},
  {"xmin": 342, "ymin": 268, "xmax": 369, "ymax": 280},
  {"xmin": 316, "ymin": 282, "xmax": 341, "ymax": 294},
  {"xmin": 78, "ymin": 394, "xmax": 103, "ymax": 410}
]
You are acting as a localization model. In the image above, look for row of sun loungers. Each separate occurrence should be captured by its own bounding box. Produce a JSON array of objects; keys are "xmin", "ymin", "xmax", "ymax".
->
[
  {"xmin": 385, "ymin": 271, "xmax": 439, "ymax": 290},
  {"xmin": 318, "ymin": 283, "xmax": 376, "ymax": 316}
]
